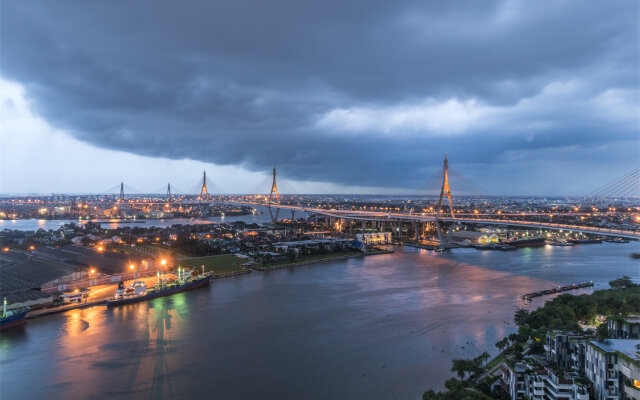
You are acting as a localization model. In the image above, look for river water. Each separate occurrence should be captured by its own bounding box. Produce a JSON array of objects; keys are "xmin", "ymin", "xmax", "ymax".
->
[
  {"xmin": 1, "ymin": 242, "xmax": 638, "ymax": 400},
  {"xmin": 0, "ymin": 209, "xmax": 274, "ymax": 231}
]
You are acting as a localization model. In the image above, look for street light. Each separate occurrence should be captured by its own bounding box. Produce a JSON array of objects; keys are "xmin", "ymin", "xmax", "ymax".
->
[
  {"xmin": 129, "ymin": 264, "xmax": 135, "ymax": 270},
  {"xmin": 160, "ymin": 259, "xmax": 167, "ymax": 266},
  {"xmin": 90, "ymin": 268, "xmax": 96, "ymax": 274}
]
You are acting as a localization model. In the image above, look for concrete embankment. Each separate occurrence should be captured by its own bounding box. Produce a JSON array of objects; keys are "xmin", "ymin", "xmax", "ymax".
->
[
  {"xmin": 27, "ymin": 300, "xmax": 105, "ymax": 319},
  {"xmin": 210, "ymin": 269, "xmax": 252, "ymax": 279}
]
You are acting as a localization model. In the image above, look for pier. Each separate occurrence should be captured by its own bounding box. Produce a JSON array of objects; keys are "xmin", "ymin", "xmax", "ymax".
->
[{"xmin": 520, "ymin": 281, "xmax": 594, "ymax": 301}]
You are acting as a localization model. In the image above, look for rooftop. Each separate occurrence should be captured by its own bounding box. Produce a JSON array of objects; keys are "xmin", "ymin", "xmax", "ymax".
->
[{"xmin": 589, "ymin": 339, "xmax": 640, "ymax": 360}]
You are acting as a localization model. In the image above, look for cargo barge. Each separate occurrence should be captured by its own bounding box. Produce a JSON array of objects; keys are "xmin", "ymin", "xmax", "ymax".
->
[
  {"xmin": 1, "ymin": 298, "xmax": 29, "ymax": 331},
  {"xmin": 520, "ymin": 281, "xmax": 594, "ymax": 301},
  {"xmin": 106, "ymin": 270, "xmax": 212, "ymax": 307},
  {"xmin": 506, "ymin": 238, "xmax": 546, "ymax": 248}
]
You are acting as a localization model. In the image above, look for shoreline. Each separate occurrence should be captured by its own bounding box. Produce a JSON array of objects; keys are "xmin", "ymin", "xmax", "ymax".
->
[
  {"xmin": 24, "ymin": 252, "xmax": 364, "ymax": 319},
  {"xmin": 252, "ymin": 253, "xmax": 364, "ymax": 271}
]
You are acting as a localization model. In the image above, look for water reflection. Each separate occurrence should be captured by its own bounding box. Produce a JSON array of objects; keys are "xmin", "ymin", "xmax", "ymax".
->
[{"xmin": 0, "ymin": 243, "xmax": 637, "ymax": 400}]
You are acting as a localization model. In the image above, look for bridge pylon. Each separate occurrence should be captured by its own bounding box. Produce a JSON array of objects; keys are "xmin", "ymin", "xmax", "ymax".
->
[
  {"xmin": 200, "ymin": 170, "xmax": 209, "ymax": 200},
  {"xmin": 199, "ymin": 170, "xmax": 211, "ymax": 216},
  {"xmin": 119, "ymin": 182, "xmax": 124, "ymax": 202},
  {"xmin": 268, "ymin": 165, "xmax": 280, "ymax": 226},
  {"xmin": 167, "ymin": 183, "xmax": 171, "ymax": 200},
  {"xmin": 435, "ymin": 154, "xmax": 455, "ymax": 247}
]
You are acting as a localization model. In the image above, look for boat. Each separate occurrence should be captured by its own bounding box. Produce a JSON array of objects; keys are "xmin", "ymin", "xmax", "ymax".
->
[
  {"xmin": 546, "ymin": 239, "xmax": 574, "ymax": 246},
  {"xmin": 568, "ymin": 239, "xmax": 602, "ymax": 244},
  {"xmin": 631, "ymin": 253, "xmax": 640, "ymax": 259},
  {"xmin": 106, "ymin": 269, "xmax": 212, "ymax": 307},
  {"xmin": 506, "ymin": 238, "xmax": 545, "ymax": 248},
  {"xmin": 1, "ymin": 298, "xmax": 29, "ymax": 331}
]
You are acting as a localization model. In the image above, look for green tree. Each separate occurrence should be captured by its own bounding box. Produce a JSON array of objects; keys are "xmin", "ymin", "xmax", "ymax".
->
[
  {"xmin": 609, "ymin": 276, "xmax": 636, "ymax": 289},
  {"xmin": 596, "ymin": 322, "xmax": 609, "ymax": 339},
  {"xmin": 514, "ymin": 309, "xmax": 530, "ymax": 326}
]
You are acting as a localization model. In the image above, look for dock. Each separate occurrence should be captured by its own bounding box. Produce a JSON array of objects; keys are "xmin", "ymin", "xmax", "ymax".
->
[{"xmin": 520, "ymin": 281, "xmax": 594, "ymax": 301}]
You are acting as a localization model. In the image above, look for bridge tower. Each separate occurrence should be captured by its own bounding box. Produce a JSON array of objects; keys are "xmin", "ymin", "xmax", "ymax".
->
[
  {"xmin": 268, "ymin": 165, "xmax": 280, "ymax": 225},
  {"xmin": 435, "ymin": 154, "xmax": 455, "ymax": 247},
  {"xmin": 167, "ymin": 183, "xmax": 171, "ymax": 200},
  {"xmin": 200, "ymin": 170, "xmax": 209, "ymax": 200},
  {"xmin": 119, "ymin": 182, "xmax": 124, "ymax": 201},
  {"xmin": 199, "ymin": 170, "xmax": 211, "ymax": 216}
]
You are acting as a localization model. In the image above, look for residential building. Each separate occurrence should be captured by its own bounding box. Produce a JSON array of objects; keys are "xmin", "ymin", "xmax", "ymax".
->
[
  {"xmin": 609, "ymin": 316, "xmax": 640, "ymax": 339},
  {"xmin": 585, "ymin": 339, "xmax": 640, "ymax": 400}
]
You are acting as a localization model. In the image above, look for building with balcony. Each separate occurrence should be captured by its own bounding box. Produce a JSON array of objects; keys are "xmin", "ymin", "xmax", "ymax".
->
[
  {"xmin": 585, "ymin": 339, "xmax": 640, "ymax": 400},
  {"xmin": 609, "ymin": 316, "xmax": 640, "ymax": 339}
]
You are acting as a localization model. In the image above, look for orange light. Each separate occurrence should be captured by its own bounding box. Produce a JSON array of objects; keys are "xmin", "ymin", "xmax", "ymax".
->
[
  {"xmin": 29, "ymin": 245, "xmax": 35, "ymax": 251},
  {"xmin": 74, "ymin": 288, "xmax": 79, "ymax": 293},
  {"xmin": 2, "ymin": 247, "xmax": 9, "ymax": 252},
  {"xmin": 634, "ymin": 380, "xmax": 640, "ymax": 389},
  {"xmin": 97, "ymin": 246, "xmax": 104, "ymax": 252},
  {"xmin": 160, "ymin": 259, "xmax": 167, "ymax": 266},
  {"xmin": 90, "ymin": 268, "xmax": 95, "ymax": 274},
  {"xmin": 129, "ymin": 264, "xmax": 135, "ymax": 270}
]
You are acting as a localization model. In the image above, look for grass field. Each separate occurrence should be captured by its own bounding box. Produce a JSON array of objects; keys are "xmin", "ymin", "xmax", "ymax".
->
[{"xmin": 178, "ymin": 254, "xmax": 247, "ymax": 274}]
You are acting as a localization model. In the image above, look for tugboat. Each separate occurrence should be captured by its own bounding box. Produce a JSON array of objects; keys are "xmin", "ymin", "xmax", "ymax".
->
[
  {"xmin": 0, "ymin": 297, "xmax": 29, "ymax": 331},
  {"xmin": 106, "ymin": 267, "xmax": 212, "ymax": 307}
]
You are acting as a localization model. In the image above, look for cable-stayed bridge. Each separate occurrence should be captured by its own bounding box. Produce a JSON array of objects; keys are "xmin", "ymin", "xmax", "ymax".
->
[
  {"xmin": 213, "ymin": 156, "xmax": 640, "ymax": 241},
  {"xmin": 16, "ymin": 157, "xmax": 639, "ymax": 241}
]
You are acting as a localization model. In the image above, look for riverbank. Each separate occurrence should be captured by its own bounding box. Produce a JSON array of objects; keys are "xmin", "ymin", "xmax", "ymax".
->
[{"xmin": 252, "ymin": 253, "xmax": 363, "ymax": 271}]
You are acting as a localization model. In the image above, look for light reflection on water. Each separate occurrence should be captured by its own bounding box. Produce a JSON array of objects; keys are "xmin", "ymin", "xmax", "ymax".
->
[{"xmin": 0, "ymin": 242, "xmax": 638, "ymax": 400}]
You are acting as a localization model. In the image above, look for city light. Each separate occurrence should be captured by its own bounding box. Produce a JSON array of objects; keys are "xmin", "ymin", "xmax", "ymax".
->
[
  {"xmin": 97, "ymin": 246, "xmax": 104, "ymax": 252},
  {"xmin": 160, "ymin": 259, "xmax": 167, "ymax": 266},
  {"xmin": 129, "ymin": 264, "xmax": 135, "ymax": 270},
  {"xmin": 29, "ymin": 245, "xmax": 35, "ymax": 250}
]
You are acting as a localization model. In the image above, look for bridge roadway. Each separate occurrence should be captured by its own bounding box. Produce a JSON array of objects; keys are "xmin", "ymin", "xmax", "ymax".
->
[{"xmin": 218, "ymin": 201, "xmax": 640, "ymax": 239}]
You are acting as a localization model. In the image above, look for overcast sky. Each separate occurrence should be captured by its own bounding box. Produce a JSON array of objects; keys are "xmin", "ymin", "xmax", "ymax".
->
[{"xmin": 1, "ymin": 1, "xmax": 638, "ymax": 195}]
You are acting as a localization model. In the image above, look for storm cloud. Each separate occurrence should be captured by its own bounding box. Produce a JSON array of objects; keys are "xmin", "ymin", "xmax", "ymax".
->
[{"xmin": 1, "ymin": 0, "xmax": 638, "ymax": 193}]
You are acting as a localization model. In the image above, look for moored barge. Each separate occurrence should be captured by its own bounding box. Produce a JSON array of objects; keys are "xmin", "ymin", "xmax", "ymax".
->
[{"xmin": 106, "ymin": 270, "xmax": 212, "ymax": 307}]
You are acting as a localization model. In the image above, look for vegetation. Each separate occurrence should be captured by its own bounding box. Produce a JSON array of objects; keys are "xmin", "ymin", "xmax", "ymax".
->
[
  {"xmin": 423, "ymin": 277, "xmax": 639, "ymax": 399},
  {"xmin": 512, "ymin": 277, "xmax": 639, "ymax": 338}
]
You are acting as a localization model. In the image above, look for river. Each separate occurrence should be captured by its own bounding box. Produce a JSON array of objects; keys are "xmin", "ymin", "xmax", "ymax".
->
[
  {"xmin": 0, "ymin": 207, "xmax": 274, "ymax": 231},
  {"xmin": 0, "ymin": 242, "xmax": 638, "ymax": 399}
]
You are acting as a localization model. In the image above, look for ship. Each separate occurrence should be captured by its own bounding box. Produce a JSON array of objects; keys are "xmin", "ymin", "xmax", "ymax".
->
[
  {"xmin": 105, "ymin": 269, "xmax": 212, "ymax": 307},
  {"xmin": 568, "ymin": 239, "xmax": 602, "ymax": 245},
  {"xmin": 1, "ymin": 298, "xmax": 29, "ymax": 331},
  {"xmin": 506, "ymin": 237, "xmax": 546, "ymax": 248},
  {"xmin": 546, "ymin": 239, "xmax": 574, "ymax": 246}
]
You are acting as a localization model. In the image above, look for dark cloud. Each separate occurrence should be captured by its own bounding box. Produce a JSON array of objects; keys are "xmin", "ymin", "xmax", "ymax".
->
[{"xmin": 1, "ymin": 0, "xmax": 638, "ymax": 193}]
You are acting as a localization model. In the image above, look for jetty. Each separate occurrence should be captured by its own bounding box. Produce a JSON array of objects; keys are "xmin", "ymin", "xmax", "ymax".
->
[{"xmin": 520, "ymin": 281, "xmax": 594, "ymax": 301}]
